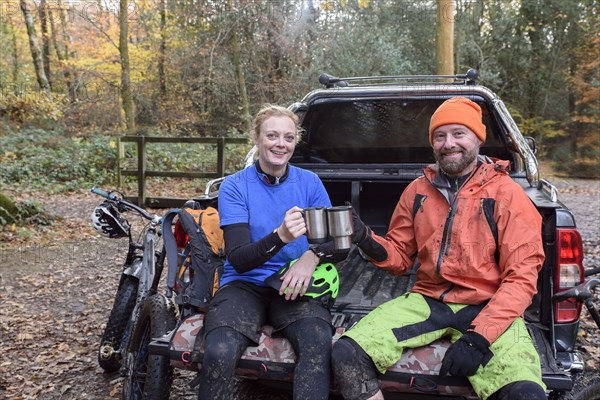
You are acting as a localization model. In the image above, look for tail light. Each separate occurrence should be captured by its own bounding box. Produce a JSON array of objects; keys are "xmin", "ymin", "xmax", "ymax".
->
[
  {"xmin": 174, "ymin": 220, "xmax": 189, "ymax": 249},
  {"xmin": 553, "ymin": 228, "xmax": 584, "ymax": 323},
  {"xmin": 173, "ymin": 219, "xmax": 190, "ymax": 293}
]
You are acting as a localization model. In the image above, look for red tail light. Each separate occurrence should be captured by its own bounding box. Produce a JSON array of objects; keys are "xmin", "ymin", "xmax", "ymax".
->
[
  {"xmin": 174, "ymin": 220, "xmax": 189, "ymax": 249},
  {"xmin": 173, "ymin": 219, "xmax": 190, "ymax": 293},
  {"xmin": 554, "ymin": 229, "xmax": 584, "ymax": 323}
]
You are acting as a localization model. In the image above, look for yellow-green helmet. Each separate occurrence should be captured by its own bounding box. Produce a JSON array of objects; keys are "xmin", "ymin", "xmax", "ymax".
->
[{"xmin": 265, "ymin": 260, "xmax": 339, "ymax": 302}]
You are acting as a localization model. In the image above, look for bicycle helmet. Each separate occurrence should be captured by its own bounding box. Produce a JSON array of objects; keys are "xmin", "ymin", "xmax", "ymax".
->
[
  {"xmin": 265, "ymin": 259, "xmax": 339, "ymax": 302},
  {"xmin": 91, "ymin": 201, "xmax": 130, "ymax": 238}
]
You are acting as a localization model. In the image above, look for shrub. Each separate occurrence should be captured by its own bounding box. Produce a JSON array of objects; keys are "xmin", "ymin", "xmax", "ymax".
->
[{"xmin": 0, "ymin": 91, "xmax": 65, "ymax": 129}]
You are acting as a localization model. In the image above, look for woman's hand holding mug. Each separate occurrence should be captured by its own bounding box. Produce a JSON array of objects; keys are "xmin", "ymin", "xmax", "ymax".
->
[{"xmin": 276, "ymin": 206, "xmax": 306, "ymax": 243}]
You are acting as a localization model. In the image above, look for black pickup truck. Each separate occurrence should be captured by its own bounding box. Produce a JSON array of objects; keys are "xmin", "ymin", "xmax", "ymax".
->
[{"xmin": 144, "ymin": 70, "xmax": 587, "ymax": 399}]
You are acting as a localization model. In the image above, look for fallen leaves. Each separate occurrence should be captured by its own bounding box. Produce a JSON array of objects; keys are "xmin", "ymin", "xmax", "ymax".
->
[
  {"xmin": 16, "ymin": 333, "xmax": 34, "ymax": 341},
  {"xmin": 0, "ymin": 239, "xmax": 124, "ymax": 400}
]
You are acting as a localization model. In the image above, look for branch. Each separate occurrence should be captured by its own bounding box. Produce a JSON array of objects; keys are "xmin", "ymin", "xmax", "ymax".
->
[{"xmin": 74, "ymin": 9, "xmax": 119, "ymax": 50}]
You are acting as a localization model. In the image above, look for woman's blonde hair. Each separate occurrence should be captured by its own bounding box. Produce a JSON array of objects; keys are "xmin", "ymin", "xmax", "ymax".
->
[{"xmin": 252, "ymin": 104, "xmax": 301, "ymax": 142}]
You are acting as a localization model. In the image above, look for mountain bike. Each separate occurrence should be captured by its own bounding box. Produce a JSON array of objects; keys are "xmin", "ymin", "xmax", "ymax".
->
[
  {"xmin": 553, "ymin": 266, "xmax": 600, "ymax": 400},
  {"xmin": 91, "ymin": 188, "xmax": 171, "ymax": 377}
]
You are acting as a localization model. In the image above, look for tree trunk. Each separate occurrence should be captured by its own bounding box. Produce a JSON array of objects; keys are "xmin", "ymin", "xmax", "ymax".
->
[
  {"xmin": 39, "ymin": 0, "xmax": 52, "ymax": 89},
  {"xmin": 56, "ymin": 0, "xmax": 78, "ymax": 101},
  {"xmin": 227, "ymin": 0, "xmax": 251, "ymax": 134},
  {"xmin": 158, "ymin": 0, "xmax": 167, "ymax": 98},
  {"xmin": 48, "ymin": 5, "xmax": 75, "ymax": 100},
  {"xmin": 57, "ymin": 0, "xmax": 72, "ymax": 58},
  {"xmin": 304, "ymin": 0, "xmax": 317, "ymax": 69},
  {"xmin": 20, "ymin": 0, "xmax": 50, "ymax": 91},
  {"xmin": 436, "ymin": 0, "xmax": 454, "ymax": 76},
  {"xmin": 119, "ymin": 0, "xmax": 136, "ymax": 131}
]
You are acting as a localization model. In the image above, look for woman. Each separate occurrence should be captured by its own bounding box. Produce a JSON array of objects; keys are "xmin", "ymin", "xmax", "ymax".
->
[{"xmin": 198, "ymin": 105, "xmax": 345, "ymax": 399}]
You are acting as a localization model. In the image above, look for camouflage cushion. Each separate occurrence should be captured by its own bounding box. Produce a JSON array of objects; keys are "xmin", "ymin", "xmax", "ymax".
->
[{"xmin": 168, "ymin": 313, "xmax": 477, "ymax": 397}]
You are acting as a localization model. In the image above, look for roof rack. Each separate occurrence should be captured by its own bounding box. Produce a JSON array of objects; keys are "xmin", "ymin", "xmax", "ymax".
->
[{"xmin": 318, "ymin": 69, "xmax": 478, "ymax": 88}]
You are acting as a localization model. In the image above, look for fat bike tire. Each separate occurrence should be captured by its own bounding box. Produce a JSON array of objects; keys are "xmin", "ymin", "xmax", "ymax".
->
[
  {"xmin": 98, "ymin": 276, "xmax": 139, "ymax": 373},
  {"xmin": 122, "ymin": 294, "xmax": 176, "ymax": 400}
]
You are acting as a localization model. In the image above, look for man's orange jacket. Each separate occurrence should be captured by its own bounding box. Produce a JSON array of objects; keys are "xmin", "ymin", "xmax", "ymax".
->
[{"xmin": 371, "ymin": 158, "xmax": 544, "ymax": 344}]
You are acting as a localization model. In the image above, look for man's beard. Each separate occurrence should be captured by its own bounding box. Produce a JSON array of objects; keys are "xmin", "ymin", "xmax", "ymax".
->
[{"xmin": 435, "ymin": 146, "xmax": 479, "ymax": 177}]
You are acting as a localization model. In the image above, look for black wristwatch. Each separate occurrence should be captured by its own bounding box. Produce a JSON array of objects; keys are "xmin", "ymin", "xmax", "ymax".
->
[{"xmin": 309, "ymin": 246, "xmax": 326, "ymax": 262}]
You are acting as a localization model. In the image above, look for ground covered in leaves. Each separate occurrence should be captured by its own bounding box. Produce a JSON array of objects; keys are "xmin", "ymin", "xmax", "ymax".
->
[{"xmin": 1, "ymin": 178, "xmax": 598, "ymax": 399}]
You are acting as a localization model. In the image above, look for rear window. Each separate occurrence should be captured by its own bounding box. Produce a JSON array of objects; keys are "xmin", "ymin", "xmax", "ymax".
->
[{"xmin": 293, "ymin": 98, "xmax": 509, "ymax": 164}]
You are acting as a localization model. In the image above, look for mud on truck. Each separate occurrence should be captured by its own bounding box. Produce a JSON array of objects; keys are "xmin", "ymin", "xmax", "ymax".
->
[{"xmin": 141, "ymin": 70, "xmax": 587, "ymax": 399}]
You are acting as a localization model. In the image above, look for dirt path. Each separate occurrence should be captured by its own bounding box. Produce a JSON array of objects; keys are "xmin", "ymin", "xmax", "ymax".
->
[{"xmin": 0, "ymin": 179, "xmax": 598, "ymax": 399}]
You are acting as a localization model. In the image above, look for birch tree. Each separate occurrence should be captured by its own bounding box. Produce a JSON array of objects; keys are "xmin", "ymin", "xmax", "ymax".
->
[
  {"xmin": 20, "ymin": 0, "xmax": 50, "ymax": 91},
  {"xmin": 39, "ymin": 0, "xmax": 52, "ymax": 89}
]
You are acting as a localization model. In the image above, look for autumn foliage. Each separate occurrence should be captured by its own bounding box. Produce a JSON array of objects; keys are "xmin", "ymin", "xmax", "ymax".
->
[{"xmin": 0, "ymin": 0, "xmax": 598, "ymax": 176}]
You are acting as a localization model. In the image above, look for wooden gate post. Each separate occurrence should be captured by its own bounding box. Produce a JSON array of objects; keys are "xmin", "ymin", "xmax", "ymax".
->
[
  {"xmin": 117, "ymin": 137, "xmax": 123, "ymax": 189},
  {"xmin": 217, "ymin": 137, "xmax": 225, "ymax": 177},
  {"xmin": 137, "ymin": 136, "xmax": 146, "ymax": 206}
]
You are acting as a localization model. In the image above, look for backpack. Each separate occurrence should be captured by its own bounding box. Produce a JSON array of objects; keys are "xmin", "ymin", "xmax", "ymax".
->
[{"xmin": 162, "ymin": 203, "xmax": 225, "ymax": 313}]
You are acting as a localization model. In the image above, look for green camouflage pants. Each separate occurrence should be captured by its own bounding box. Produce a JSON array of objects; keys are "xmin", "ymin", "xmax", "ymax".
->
[{"xmin": 344, "ymin": 293, "xmax": 545, "ymax": 399}]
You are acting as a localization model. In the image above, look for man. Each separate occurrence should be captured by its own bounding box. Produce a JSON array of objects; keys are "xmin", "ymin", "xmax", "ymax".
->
[{"xmin": 332, "ymin": 97, "xmax": 547, "ymax": 400}]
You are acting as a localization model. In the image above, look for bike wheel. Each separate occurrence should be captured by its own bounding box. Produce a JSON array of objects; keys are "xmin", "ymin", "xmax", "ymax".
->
[
  {"xmin": 98, "ymin": 275, "xmax": 139, "ymax": 373},
  {"xmin": 122, "ymin": 294, "xmax": 177, "ymax": 400},
  {"xmin": 574, "ymin": 379, "xmax": 600, "ymax": 400}
]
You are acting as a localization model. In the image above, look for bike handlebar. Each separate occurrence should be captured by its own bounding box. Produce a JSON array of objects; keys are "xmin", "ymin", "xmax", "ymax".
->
[
  {"xmin": 553, "ymin": 278, "xmax": 600, "ymax": 302},
  {"xmin": 585, "ymin": 266, "xmax": 600, "ymax": 277},
  {"xmin": 91, "ymin": 187, "xmax": 118, "ymax": 201},
  {"xmin": 91, "ymin": 187, "xmax": 159, "ymax": 222}
]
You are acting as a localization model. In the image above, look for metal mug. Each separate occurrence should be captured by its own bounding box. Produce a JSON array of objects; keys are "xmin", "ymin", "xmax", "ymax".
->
[
  {"xmin": 303, "ymin": 207, "xmax": 328, "ymax": 244},
  {"xmin": 326, "ymin": 205, "xmax": 354, "ymax": 250}
]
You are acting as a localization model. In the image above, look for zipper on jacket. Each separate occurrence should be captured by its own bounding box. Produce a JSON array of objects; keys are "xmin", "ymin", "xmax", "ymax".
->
[
  {"xmin": 429, "ymin": 166, "xmax": 480, "ymax": 275},
  {"xmin": 435, "ymin": 201, "xmax": 458, "ymax": 273}
]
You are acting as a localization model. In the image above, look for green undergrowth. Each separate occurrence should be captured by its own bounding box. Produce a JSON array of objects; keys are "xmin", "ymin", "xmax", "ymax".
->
[
  {"xmin": 1, "ymin": 128, "xmax": 116, "ymax": 192},
  {"xmin": 1, "ymin": 128, "xmax": 251, "ymax": 195}
]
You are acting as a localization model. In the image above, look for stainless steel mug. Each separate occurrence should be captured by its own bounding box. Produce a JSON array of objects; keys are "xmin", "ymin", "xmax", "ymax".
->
[
  {"xmin": 326, "ymin": 205, "xmax": 354, "ymax": 250},
  {"xmin": 303, "ymin": 207, "xmax": 328, "ymax": 244}
]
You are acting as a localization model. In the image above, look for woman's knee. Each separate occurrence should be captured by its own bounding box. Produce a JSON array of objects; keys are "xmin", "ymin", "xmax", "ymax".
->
[{"xmin": 202, "ymin": 327, "xmax": 248, "ymax": 371}]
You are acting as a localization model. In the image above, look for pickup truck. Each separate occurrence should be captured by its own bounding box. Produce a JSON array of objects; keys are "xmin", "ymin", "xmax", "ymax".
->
[{"xmin": 143, "ymin": 70, "xmax": 587, "ymax": 399}]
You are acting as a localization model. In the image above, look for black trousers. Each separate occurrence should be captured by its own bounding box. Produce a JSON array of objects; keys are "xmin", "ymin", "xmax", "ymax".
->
[{"xmin": 198, "ymin": 317, "xmax": 332, "ymax": 400}]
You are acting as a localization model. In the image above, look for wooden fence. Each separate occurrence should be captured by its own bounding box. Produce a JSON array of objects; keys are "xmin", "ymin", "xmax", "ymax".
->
[{"xmin": 117, "ymin": 135, "xmax": 248, "ymax": 208}]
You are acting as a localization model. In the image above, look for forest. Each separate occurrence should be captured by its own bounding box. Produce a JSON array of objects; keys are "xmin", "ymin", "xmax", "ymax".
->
[
  {"xmin": 1, "ymin": 3, "xmax": 599, "ymax": 398},
  {"xmin": 0, "ymin": 0, "xmax": 598, "ymax": 203}
]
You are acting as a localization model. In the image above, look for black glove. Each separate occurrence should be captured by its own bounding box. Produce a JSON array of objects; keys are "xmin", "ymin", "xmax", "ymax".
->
[
  {"xmin": 345, "ymin": 202, "xmax": 367, "ymax": 243},
  {"xmin": 344, "ymin": 202, "xmax": 388, "ymax": 262},
  {"xmin": 439, "ymin": 331, "xmax": 493, "ymax": 377}
]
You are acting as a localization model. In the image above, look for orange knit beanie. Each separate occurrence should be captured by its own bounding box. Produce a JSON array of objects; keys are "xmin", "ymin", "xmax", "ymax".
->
[{"xmin": 429, "ymin": 97, "xmax": 486, "ymax": 145}]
